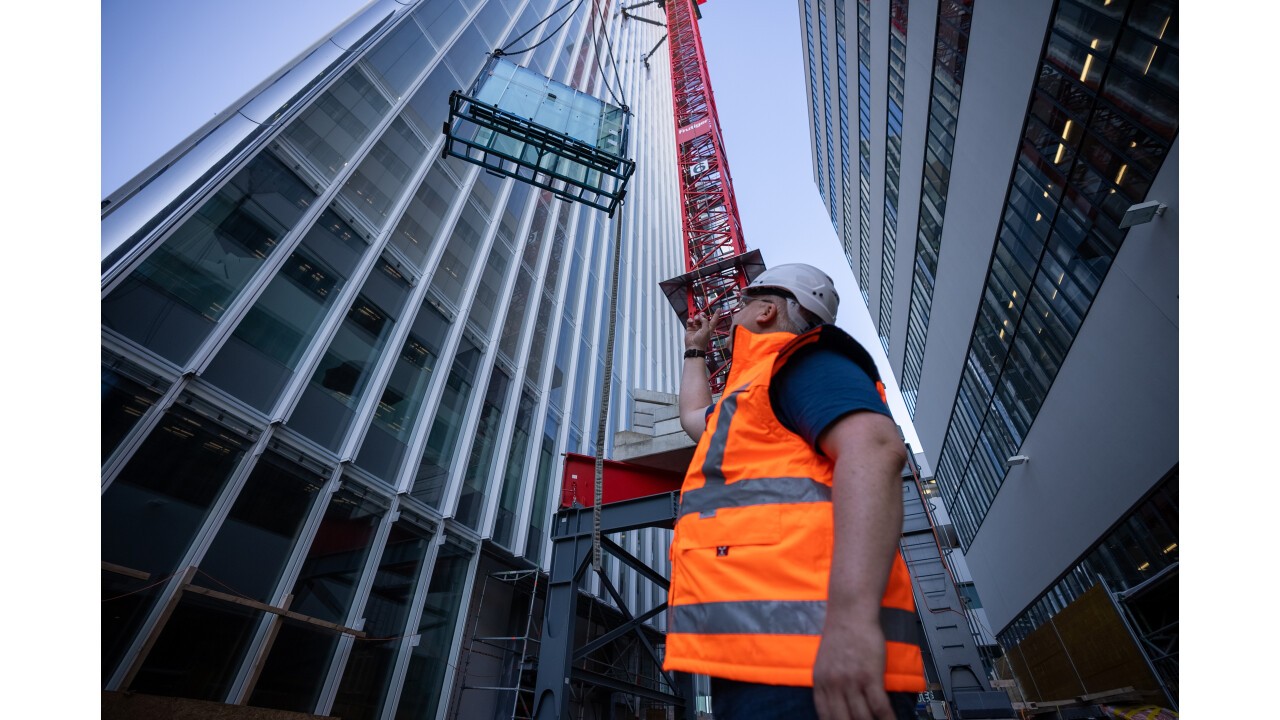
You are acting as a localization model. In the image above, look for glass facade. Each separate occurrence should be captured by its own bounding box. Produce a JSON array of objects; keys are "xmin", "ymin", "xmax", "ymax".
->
[
  {"xmin": 997, "ymin": 468, "xmax": 1177, "ymax": 648},
  {"xmin": 856, "ymin": 0, "xmax": 873, "ymax": 304},
  {"xmin": 876, "ymin": 0, "xmax": 908, "ymax": 354},
  {"xmin": 900, "ymin": 0, "xmax": 975, "ymax": 416},
  {"xmin": 932, "ymin": 0, "xmax": 1178, "ymax": 549},
  {"xmin": 101, "ymin": 0, "xmax": 683, "ymax": 716}
]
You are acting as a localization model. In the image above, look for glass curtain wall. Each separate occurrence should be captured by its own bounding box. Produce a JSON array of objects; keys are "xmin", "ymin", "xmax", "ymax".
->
[
  {"xmin": 876, "ymin": 0, "xmax": 908, "ymax": 354},
  {"xmin": 102, "ymin": 0, "xmax": 682, "ymax": 715},
  {"xmin": 856, "ymin": 0, "xmax": 873, "ymax": 303},
  {"xmin": 899, "ymin": 0, "xmax": 975, "ymax": 416},
  {"xmin": 931, "ymin": 0, "xmax": 1178, "ymax": 547}
]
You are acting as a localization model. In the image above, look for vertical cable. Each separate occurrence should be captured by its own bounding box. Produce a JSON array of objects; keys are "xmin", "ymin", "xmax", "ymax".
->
[{"xmin": 592, "ymin": 202, "xmax": 624, "ymax": 572}]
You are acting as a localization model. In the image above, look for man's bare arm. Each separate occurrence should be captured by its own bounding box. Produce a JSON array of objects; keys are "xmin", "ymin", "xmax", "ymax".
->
[
  {"xmin": 813, "ymin": 409, "xmax": 908, "ymax": 720},
  {"xmin": 679, "ymin": 310, "xmax": 721, "ymax": 439}
]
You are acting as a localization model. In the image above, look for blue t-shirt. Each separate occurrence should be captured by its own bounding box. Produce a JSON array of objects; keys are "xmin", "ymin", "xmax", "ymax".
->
[
  {"xmin": 772, "ymin": 347, "xmax": 890, "ymax": 451},
  {"xmin": 702, "ymin": 347, "xmax": 890, "ymax": 451}
]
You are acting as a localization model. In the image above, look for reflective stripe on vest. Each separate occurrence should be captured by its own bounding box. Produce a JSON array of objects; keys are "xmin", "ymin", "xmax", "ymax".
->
[
  {"xmin": 699, "ymin": 383, "xmax": 749, "ymax": 490},
  {"xmin": 670, "ymin": 601, "xmax": 920, "ymax": 647},
  {"xmin": 678, "ymin": 476, "xmax": 831, "ymax": 518}
]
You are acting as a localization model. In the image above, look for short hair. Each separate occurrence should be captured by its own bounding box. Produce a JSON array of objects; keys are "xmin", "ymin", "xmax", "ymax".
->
[{"xmin": 749, "ymin": 288, "xmax": 822, "ymax": 333}]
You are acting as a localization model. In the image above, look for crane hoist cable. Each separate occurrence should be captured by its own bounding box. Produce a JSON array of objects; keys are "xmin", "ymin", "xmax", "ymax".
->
[
  {"xmin": 500, "ymin": 0, "xmax": 586, "ymax": 56},
  {"xmin": 592, "ymin": 199, "xmax": 625, "ymax": 572}
]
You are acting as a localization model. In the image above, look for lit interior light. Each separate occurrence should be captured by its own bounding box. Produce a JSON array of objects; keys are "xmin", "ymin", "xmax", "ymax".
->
[
  {"xmin": 1138, "ymin": 562, "xmax": 1150, "ymax": 571},
  {"xmin": 1058, "ymin": 272, "xmax": 1065, "ymax": 284},
  {"xmin": 1055, "ymin": 119, "xmax": 1073, "ymax": 164},
  {"xmin": 1080, "ymin": 39, "xmax": 1099, "ymax": 82},
  {"xmin": 1008, "ymin": 301, "xmax": 1014, "ymax": 309},
  {"xmin": 1115, "ymin": 164, "xmax": 1128, "ymax": 185},
  {"xmin": 1035, "ymin": 213, "xmax": 1042, "ymax": 222},
  {"xmin": 1144, "ymin": 16, "xmax": 1171, "ymax": 75},
  {"xmin": 999, "ymin": 328, "xmax": 1005, "ymax": 340},
  {"xmin": 1164, "ymin": 542, "xmax": 1177, "ymax": 553}
]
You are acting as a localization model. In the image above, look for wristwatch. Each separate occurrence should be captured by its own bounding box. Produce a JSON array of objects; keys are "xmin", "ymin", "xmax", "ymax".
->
[{"xmin": 684, "ymin": 348, "xmax": 707, "ymax": 359}]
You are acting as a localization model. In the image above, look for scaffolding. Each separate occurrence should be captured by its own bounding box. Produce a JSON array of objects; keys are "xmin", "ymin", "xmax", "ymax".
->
[{"xmin": 455, "ymin": 569, "xmax": 544, "ymax": 720}]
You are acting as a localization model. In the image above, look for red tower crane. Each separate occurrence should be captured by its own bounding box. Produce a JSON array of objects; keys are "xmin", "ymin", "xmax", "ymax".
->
[{"xmin": 653, "ymin": 0, "xmax": 763, "ymax": 394}]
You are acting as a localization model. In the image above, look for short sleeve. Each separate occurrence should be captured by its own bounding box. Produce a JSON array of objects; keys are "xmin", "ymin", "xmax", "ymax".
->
[{"xmin": 772, "ymin": 348, "xmax": 891, "ymax": 451}]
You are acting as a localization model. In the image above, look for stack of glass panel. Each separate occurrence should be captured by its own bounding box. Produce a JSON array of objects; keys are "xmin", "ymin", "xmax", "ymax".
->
[{"xmin": 445, "ymin": 56, "xmax": 634, "ymax": 215}]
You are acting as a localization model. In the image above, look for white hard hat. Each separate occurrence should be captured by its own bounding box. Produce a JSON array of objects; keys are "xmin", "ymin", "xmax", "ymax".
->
[{"xmin": 745, "ymin": 263, "xmax": 839, "ymax": 324}]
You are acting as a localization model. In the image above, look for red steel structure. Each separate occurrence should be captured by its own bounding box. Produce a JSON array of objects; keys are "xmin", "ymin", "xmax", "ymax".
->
[{"xmin": 664, "ymin": 0, "xmax": 753, "ymax": 393}]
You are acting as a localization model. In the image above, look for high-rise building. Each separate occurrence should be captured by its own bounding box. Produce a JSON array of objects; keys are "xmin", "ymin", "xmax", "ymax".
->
[
  {"xmin": 100, "ymin": 1, "xmax": 685, "ymax": 717},
  {"xmin": 800, "ymin": 0, "xmax": 1178, "ymax": 710}
]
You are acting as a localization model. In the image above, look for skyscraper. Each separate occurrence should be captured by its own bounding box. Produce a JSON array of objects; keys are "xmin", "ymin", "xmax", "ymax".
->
[
  {"xmin": 101, "ymin": 1, "xmax": 684, "ymax": 716},
  {"xmin": 801, "ymin": 0, "xmax": 1178, "ymax": 710}
]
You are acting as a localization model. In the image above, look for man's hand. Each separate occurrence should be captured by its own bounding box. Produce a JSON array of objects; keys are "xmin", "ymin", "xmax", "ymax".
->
[
  {"xmin": 684, "ymin": 308, "xmax": 722, "ymax": 352},
  {"xmin": 678, "ymin": 309, "xmax": 722, "ymax": 439},
  {"xmin": 813, "ymin": 616, "xmax": 894, "ymax": 720}
]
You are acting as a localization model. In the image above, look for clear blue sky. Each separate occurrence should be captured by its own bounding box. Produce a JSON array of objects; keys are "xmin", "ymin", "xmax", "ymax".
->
[{"xmin": 99, "ymin": 0, "xmax": 927, "ymax": 455}]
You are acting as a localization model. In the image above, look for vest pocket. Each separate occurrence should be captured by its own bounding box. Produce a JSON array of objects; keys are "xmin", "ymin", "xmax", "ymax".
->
[{"xmin": 676, "ymin": 505, "xmax": 781, "ymax": 549}]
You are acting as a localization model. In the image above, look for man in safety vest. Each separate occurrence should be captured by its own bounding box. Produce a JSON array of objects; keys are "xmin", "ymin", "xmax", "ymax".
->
[{"xmin": 664, "ymin": 263, "xmax": 927, "ymax": 720}]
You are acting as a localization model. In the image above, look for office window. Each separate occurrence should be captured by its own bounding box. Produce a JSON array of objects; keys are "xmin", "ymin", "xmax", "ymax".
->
[
  {"xmin": 129, "ymin": 593, "xmax": 262, "ymax": 701},
  {"xmin": 410, "ymin": 336, "xmax": 483, "ymax": 506},
  {"xmin": 524, "ymin": 412, "xmax": 561, "ymax": 565},
  {"xmin": 332, "ymin": 516, "xmax": 435, "ymax": 720},
  {"xmin": 250, "ymin": 485, "xmax": 388, "ymax": 712},
  {"xmin": 395, "ymin": 540, "xmax": 473, "ymax": 720},
  {"xmin": 356, "ymin": 301, "xmax": 451, "ymax": 482},
  {"xmin": 455, "ymin": 367, "xmax": 513, "ymax": 528},
  {"xmin": 101, "ymin": 398, "xmax": 252, "ymax": 680},
  {"xmin": 431, "ymin": 198, "xmax": 488, "ymax": 308},
  {"xmin": 390, "ymin": 158, "xmax": 463, "ymax": 273},
  {"xmin": 203, "ymin": 207, "xmax": 367, "ymax": 411},
  {"xmin": 279, "ymin": 69, "xmax": 392, "ymax": 182},
  {"xmin": 194, "ymin": 450, "xmax": 327, "ymax": 602},
  {"xmin": 102, "ymin": 151, "xmax": 315, "ymax": 365},
  {"xmin": 493, "ymin": 390, "xmax": 536, "ymax": 548},
  {"xmin": 338, "ymin": 117, "xmax": 429, "ymax": 233},
  {"xmin": 291, "ymin": 261, "xmax": 412, "ymax": 450},
  {"xmin": 101, "ymin": 352, "xmax": 166, "ymax": 463}
]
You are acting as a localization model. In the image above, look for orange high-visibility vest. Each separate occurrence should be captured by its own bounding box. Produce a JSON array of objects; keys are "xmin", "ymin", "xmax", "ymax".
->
[{"xmin": 663, "ymin": 324, "xmax": 926, "ymax": 691}]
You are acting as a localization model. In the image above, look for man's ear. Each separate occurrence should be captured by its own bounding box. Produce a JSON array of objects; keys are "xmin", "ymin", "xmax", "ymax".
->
[{"xmin": 757, "ymin": 300, "xmax": 780, "ymax": 328}]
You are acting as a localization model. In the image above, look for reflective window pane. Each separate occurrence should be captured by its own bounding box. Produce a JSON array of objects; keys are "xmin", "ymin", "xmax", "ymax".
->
[
  {"xmin": 394, "ymin": 541, "xmax": 473, "ymax": 720},
  {"xmin": 338, "ymin": 117, "xmax": 429, "ymax": 234},
  {"xmin": 389, "ymin": 158, "xmax": 461, "ymax": 274},
  {"xmin": 332, "ymin": 518, "xmax": 434, "ymax": 720},
  {"xmin": 203, "ymin": 208, "xmax": 367, "ymax": 411},
  {"xmin": 355, "ymin": 302, "xmax": 452, "ymax": 482},
  {"xmin": 101, "ymin": 352, "xmax": 166, "ymax": 463},
  {"xmin": 493, "ymin": 390, "xmax": 536, "ymax": 547},
  {"xmin": 455, "ymin": 367, "xmax": 512, "ymax": 528},
  {"xmin": 102, "ymin": 151, "xmax": 314, "ymax": 365},
  {"xmin": 410, "ymin": 337, "xmax": 483, "ymax": 506},
  {"xmin": 194, "ymin": 451, "xmax": 327, "ymax": 602},
  {"xmin": 524, "ymin": 413, "xmax": 560, "ymax": 564},
  {"xmin": 279, "ymin": 69, "xmax": 392, "ymax": 182},
  {"xmin": 130, "ymin": 593, "xmax": 262, "ymax": 701},
  {"xmin": 101, "ymin": 400, "xmax": 252, "ymax": 679},
  {"xmin": 291, "ymin": 261, "xmax": 411, "ymax": 450},
  {"xmin": 288, "ymin": 485, "xmax": 387, "ymax": 624},
  {"xmin": 249, "ymin": 619, "xmax": 341, "ymax": 713}
]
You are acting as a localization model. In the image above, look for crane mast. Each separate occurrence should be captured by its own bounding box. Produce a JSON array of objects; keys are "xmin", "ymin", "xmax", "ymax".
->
[{"xmin": 664, "ymin": 0, "xmax": 752, "ymax": 393}]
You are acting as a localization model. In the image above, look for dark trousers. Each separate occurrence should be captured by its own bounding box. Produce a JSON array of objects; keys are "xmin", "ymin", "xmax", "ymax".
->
[{"xmin": 710, "ymin": 676, "xmax": 921, "ymax": 720}]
